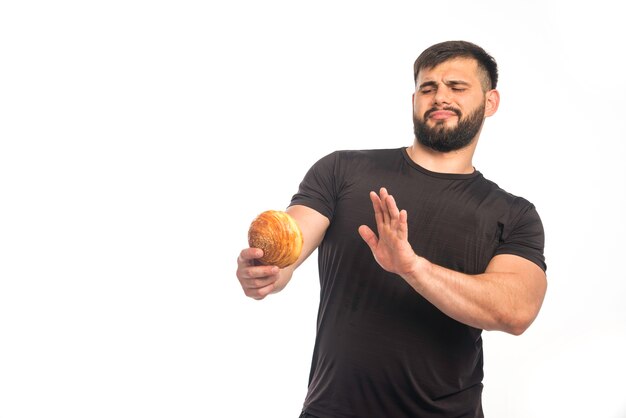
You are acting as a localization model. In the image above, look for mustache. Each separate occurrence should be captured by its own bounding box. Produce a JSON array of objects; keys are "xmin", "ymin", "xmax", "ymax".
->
[{"xmin": 424, "ymin": 106, "xmax": 462, "ymax": 119}]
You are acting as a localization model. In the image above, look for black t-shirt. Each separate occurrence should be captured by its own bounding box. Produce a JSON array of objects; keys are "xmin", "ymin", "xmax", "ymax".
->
[{"xmin": 290, "ymin": 148, "xmax": 546, "ymax": 418}]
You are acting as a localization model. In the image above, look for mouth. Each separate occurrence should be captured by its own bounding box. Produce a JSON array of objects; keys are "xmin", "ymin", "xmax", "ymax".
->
[{"xmin": 425, "ymin": 108, "xmax": 461, "ymax": 121}]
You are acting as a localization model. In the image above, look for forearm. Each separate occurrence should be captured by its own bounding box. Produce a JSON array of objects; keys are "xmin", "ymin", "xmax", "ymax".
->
[
  {"xmin": 402, "ymin": 254, "xmax": 547, "ymax": 335},
  {"xmin": 238, "ymin": 205, "xmax": 328, "ymax": 300},
  {"xmin": 359, "ymin": 188, "xmax": 547, "ymax": 334},
  {"xmin": 269, "ymin": 205, "xmax": 329, "ymax": 294}
]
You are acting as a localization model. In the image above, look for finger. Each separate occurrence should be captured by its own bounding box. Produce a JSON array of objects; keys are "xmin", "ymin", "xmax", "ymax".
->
[
  {"xmin": 238, "ymin": 247, "xmax": 264, "ymax": 266},
  {"xmin": 247, "ymin": 283, "xmax": 276, "ymax": 300},
  {"xmin": 238, "ymin": 266, "xmax": 279, "ymax": 300},
  {"xmin": 379, "ymin": 187, "xmax": 390, "ymax": 224},
  {"xmin": 369, "ymin": 191, "xmax": 384, "ymax": 228},
  {"xmin": 358, "ymin": 224, "xmax": 379, "ymax": 251},
  {"xmin": 399, "ymin": 209, "xmax": 409, "ymax": 240},
  {"xmin": 236, "ymin": 261, "xmax": 279, "ymax": 289},
  {"xmin": 242, "ymin": 274, "xmax": 277, "ymax": 290},
  {"xmin": 386, "ymin": 194, "xmax": 401, "ymax": 221},
  {"xmin": 241, "ymin": 265, "xmax": 279, "ymax": 280}
]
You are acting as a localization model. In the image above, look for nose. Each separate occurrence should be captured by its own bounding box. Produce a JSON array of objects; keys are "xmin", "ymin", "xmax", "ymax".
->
[{"xmin": 433, "ymin": 86, "xmax": 451, "ymax": 105}]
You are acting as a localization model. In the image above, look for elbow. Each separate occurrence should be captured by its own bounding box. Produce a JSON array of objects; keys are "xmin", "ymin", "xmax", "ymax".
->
[
  {"xmin": 506, "ymin": 322, "xmax": 530, "ymax": 336},
  {"xmin": 492, "ymin": 309, "xmax": 538, "ymax": 336},
  {"xmin": 504, "ymin": 312, "xmax": 539, "ymax": 336},
  {"xmin": 492, "ymin": 290, "xmax": 546, "ymax": 336}
]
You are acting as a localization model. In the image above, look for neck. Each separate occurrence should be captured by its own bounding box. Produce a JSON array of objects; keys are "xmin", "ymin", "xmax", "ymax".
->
[{"xmin": 407, "ymin": 140, "xmax": 477, "ymax": 174}]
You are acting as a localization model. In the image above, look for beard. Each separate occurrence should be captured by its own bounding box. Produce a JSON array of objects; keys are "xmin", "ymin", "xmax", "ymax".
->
[{"xmin": 413, "ymin": 101, "xmax": 485, "ymax": 153}]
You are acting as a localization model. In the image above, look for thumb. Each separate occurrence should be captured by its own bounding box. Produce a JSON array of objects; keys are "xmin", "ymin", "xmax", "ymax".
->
[{"xmin": 358, "ymin": 225, "xmax": 378, "ymax": 251}]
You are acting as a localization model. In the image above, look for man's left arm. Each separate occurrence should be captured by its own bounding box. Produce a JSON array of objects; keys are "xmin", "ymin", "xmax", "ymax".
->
[
  {"xmin": 358, "ymin": 188, "xmax": 547, "ymax": 335},
  {"xmin": 407, "ymin": 253, "xmax": 547, "ymax": 335}
]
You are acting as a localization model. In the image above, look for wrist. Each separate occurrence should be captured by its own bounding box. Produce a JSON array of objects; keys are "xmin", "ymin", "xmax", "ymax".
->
[{"xmin": 401, "ymin": 255, "xmax": 431, "ymax": 290}]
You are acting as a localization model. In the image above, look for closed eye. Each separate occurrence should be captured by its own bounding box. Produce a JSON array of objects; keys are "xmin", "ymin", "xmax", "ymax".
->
[
  {"xmin": 447, "ymin": 80, "xmax": 470, "ymax": 92},
  {"xmin": 418, "ymin": 81, "xmax": 438, "ymax": 94}
]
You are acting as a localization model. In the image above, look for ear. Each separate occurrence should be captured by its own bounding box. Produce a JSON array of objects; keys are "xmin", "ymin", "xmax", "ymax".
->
[{"xmin": 484, "ymin": 89, "xmax": 500, "ymax": 118}]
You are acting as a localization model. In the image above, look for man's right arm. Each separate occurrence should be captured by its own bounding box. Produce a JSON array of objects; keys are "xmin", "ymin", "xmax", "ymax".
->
[{"xmin": 236, "ymin": 205, "xmax": 330, "ymax": 300}]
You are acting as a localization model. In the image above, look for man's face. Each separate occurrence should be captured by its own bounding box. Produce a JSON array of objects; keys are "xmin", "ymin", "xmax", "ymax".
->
[{"xmin": 413, "ymin": 58, "xmax": 490, "ymax": 153}]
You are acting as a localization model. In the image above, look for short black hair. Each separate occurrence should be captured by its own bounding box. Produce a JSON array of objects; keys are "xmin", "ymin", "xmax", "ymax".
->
[{"xmin": 413, "ymin": 40, "xmax": 498, "ymax": 90}]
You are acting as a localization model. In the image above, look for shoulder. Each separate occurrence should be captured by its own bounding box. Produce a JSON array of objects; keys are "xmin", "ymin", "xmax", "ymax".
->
[
  {"xmin": 321, "ymin": 147, "xmax": 404, "ymax": 167},
  {"xmin": 472, "ymin": 174, "xmax": 544, "ymax": 233},
  {"xmin": 321, "ymin": 147, "xmax": 401, "ymax": 159},
  {"xmin": 307, "ymin": 148, "xmax": 403, "ymax": 174},
  {"xmin": 475, "ymin": 174, "xmax": 536, "ymax": 211},
  {"xmin": 476, "ymin": 175, "xmax": 546, "ymax": 270}
]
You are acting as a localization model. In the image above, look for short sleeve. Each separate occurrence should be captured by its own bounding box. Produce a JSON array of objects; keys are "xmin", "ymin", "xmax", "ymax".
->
[
  {"xmin": 495, "ymin": 201, "xmax": 547, "ymax": 271},
  {"xmin": 289, "ymin": 151, "xmax": 339, "ymax": 221}
]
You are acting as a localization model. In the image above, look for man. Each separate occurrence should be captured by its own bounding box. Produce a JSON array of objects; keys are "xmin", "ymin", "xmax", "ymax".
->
[{"xmin": 236, "ymin": 40, "xmax": 547, "ymax": 418}]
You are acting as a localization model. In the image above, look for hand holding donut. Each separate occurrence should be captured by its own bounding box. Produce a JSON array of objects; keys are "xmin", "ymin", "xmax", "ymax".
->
[{"xmin": 237, "ymin": 210, "xmax": 303, "ymax": 299}]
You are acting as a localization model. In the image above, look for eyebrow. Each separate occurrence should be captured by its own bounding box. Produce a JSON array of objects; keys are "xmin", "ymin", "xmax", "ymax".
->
[
  {"xmin": 445, "ymin": 80, "xmax": 471, "ymax": 87},
  {"xmin": 418, "ymin": 80, "xmax": 438, "ymax": 90}
]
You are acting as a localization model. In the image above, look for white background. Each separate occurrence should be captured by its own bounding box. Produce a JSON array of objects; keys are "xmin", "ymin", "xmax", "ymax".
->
[{"xmin": 1, "ymin": 1, "xmax": 625, "ymax": 417}]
